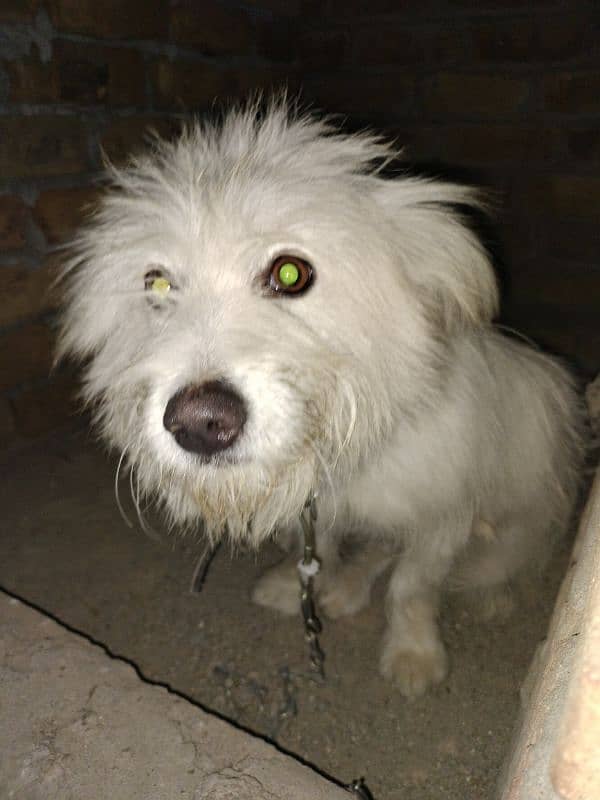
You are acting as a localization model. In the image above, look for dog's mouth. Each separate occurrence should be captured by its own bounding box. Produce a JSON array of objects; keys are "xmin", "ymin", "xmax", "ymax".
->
[{"xmin": 163, "ymin": 380, "xmax": 248, "ymax": 462}]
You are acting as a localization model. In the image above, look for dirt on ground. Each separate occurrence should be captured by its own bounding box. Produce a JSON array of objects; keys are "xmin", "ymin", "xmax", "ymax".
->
[{"xmin": 0, "ymin": 427, "xmax": 573, "ymax": 800}]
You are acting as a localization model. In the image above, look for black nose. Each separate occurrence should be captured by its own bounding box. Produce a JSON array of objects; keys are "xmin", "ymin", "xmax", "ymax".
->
[{"xmin": 163, "ymin": 380, "xmax": 247, "ymax": 457}]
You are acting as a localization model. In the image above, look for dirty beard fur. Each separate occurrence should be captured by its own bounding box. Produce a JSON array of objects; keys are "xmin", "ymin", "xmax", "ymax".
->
[{"xmin": 92, "ymin": 368, "xmax": 361, "ymax": 547}]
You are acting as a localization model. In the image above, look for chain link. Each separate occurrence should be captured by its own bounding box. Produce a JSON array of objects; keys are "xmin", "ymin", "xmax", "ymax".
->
[
  {"xmin": 347, "ymin": 778, "xmax": 375, "ymax": 799},
  {"xmin": 298, "ymin": 493, "xmax": 325, "ymax": 679}
]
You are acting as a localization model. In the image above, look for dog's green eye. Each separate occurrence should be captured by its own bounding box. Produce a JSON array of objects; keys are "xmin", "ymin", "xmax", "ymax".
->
[
  {"xmin": 151, "ymin": 276, "xmax": 171, "ymax": 295},
  {"xmin": 268, "ymin": 255, "xmax": 313, "ymax": 295},
  {"xmin": 144, "ymin": 269, "xmax": 172, "ymax": 297},
  {"xmin": 278, "ymin": 262, "xmax": 300, "ymax": 286}
]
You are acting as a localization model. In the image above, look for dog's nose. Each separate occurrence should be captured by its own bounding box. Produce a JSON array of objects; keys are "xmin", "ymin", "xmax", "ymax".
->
[{"xmin": 163, "ymin": 380, "xmax": 247, "ymax": 457}]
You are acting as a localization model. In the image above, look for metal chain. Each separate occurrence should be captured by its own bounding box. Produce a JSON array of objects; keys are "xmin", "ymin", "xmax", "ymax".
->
[
  {"xmin": 190, "ymin": 499, "xmax": 375, "ymax": 798},
  {"xmin": 298, "ymin": 493, "xmax": 325, "ymax": 679},
  {"xmin": 347, "ymin": 778, "xmax": 375, "ymax": 799},
  {"xmin": 298, "ymin": 499, "xmax": 375, "ymax": 797}
]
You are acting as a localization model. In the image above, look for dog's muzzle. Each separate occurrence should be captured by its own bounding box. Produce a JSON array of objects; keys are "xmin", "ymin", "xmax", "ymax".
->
[{"xmin": 163, "ymin": 380, "xmax": 247, "ymax": 457}]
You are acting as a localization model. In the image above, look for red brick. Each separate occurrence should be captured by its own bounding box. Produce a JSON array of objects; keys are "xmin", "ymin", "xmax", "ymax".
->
[
  {"xmin": 429, "ymin": 26, "xmax": 471, "ymax": 65},
  {"xmin": 423, "ymin": 73, "xmax": 531, "ymax": 118},
  {"xmin": 169, "ymin": 1, "xmax": 255, "ymax": 55},
  {"xmin": 151, "ymin": 58, "xmax": 242, "ymax": 111},
  {"xmin": 0, "ymin": 195, "xmax": 29, "ymax": 250},
  {"xmin": 310, "ymin": 17, "xmax": 468, "ymax": 67},
  {"xmin": 258, "ymin": 17, "xmax": 299, "ymax": 64},
  {"xmin": 320, "ymin": 0, "xmax": 440, "ymax": 15},
  {"xmin": 433, "ymin": 124, "xmax": 559, "ymax": 166},
  {"xmin": 498, "ymin": 212, "xmax": 540, "ymax": 265},
  {"xmin": 0, "ymin": 321, "xmax": 54, "ymax": 392},
  {"xmin": 243, "ymin": 0, "xmax": 301, "ymax": 13},
  {"xmin": 101, "ymin": 115, "xmax": 180, "ymax": 165},
  {"xmin": 467, "ymin": 19, "xmax": 537, "ymax": 63},
  {"xmin": 533, "ymin": 219, "xmax": 600, "ymax": 264},
  {"xmin": 0, "ymin": 263, "xmax": 58, "ymax": 328},
  {"xmin": 351, "ymin": 23, "xmax": 466, "ymax": 67},
  {"xmin": 0, "ymin": 0, "xmax": 38, "ymax": 22},
  {"xmin": 0, "ymin": 117, "xmax": 88, "ymax": 179},
  {"xmin": 151, "ymin": 59, "xmax": 289, "ymax": 114},
  {"xmin": 463, "ymin": 14, "xmax": 598, "ymax": 65},
  {"xmin": 10, "ymin": 371, "xmax": 82, "ymax": 438},
  {"xmin": 448, "ymin": 0, "xmax": 551, "ymax": 7},
  {"xmin": 6, "ymin": 44, "xmax": 145, "ymax": 107},
  {"xmin": 306, "ymin": 73, "xmax": 415, "ymax": 117},
  {"xmin": 5, "ymin": 57, "xmax": 60, "ymax": 104},
  {"xmin": 34, "ymin": 186, "xmax": 100, "ymax": 244},
  {"xmin": 564, "ymin": 127, "xmax": 600, "ymax": 162},
  {"xmin": 297, "ymin": 28, "xmax": 348, "ymax": 69},
  {"xmin": 539, "ymin": 13, "xmax": 600, "ymax": 62},
  {"xmin": 235, "ymin": 65, "xmax": 295, "ymax": 100},
  {"xmin": 543, "ymin": 72, "xmax": 600, "ymax": 114},
  {"xmin": 0, "ymin": 395, "xmax": 17, "ymax": 449},
  {"xmin": 508, "ymin": 259, "xmax": 600, "ymax": 313},
  {"xmin": 514, "ymin": 175, "xmax": 600, "ymax": 221},
  {"xmin": 48, "ymin": 0, "xmax": 168, "ymax": 39},
  {"xmin": 352, "ymin": 25, "xmax": 426, "ymax": 67},
  {"xmin": 54, "ymin": 41, "xmax": 146, "ymax": 107}
]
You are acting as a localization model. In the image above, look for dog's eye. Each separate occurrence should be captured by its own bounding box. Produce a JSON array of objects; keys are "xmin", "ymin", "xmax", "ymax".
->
[
  {"xmin": 267, "ymin": 255, "xmax": 313, "ymax": 295},
  {"xmin": 144, "ymin": 268, "xmax": 172, "ymax": 298}
]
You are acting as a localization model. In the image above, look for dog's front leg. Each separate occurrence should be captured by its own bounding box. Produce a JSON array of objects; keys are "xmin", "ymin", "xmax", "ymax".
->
[
  {"xmin": 251, "ymin": 526, "xmax": 342, "ymax": 615},
  {"xmin": 319, "ymin": 543, "xmax": 393, "ymax": 619},
  {"xmin": 380, "ymin": 518, "xmax": 470, "ymax": 697}
]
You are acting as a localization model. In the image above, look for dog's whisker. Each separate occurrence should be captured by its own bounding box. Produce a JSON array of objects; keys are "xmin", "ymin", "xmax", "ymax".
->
[
  {"xmin": 128, "ymin": 461, "xmax": 138, "ymax": 517},
  {"xmin": 129, "ymin": 463, "xmax": 160, "ymax": 541},
  {"xmin": 114, "ymin": 447, "xmax": 134, "ymax": 529}
]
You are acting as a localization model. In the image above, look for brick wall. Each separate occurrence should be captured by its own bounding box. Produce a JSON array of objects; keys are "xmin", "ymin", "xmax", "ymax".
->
[
  {"xmin": 300, "ymin": 0, "xmax": 600, "ymax": 376},
  {"xmin": 0, "ymin": 0, "xmax": 300, "ymax": 447},
  {"xmin": 1, "ymin": 0, "xmax": 598, "ymax": 447}
]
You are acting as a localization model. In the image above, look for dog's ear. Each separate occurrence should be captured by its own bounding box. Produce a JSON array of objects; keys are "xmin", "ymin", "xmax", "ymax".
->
[{"xmin": 374, "ymin": 179, "xmax": 499, "ymax": 332}]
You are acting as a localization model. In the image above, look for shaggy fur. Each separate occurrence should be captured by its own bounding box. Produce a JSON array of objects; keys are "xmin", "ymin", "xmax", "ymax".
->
[{"xmin": 58, "ymin": 100, "xmax": 584, "ymax": 697}]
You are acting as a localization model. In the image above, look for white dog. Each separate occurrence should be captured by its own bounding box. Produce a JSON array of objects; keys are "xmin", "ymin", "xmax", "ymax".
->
[{"xmin": 58, "ymin": 100, "xmax": 584, "ymax": 697}]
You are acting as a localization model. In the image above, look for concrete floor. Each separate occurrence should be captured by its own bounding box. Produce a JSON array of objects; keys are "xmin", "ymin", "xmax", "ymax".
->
[
  {"xmin": 0, "ymin": 428, "xmax": 574, "ymax": 800},
  {"xmin": 1, "ymin": 594, "xmax": 352, "ymax": 800}
]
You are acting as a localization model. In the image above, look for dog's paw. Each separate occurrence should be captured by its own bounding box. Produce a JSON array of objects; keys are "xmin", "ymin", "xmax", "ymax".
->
[
  {"xmin": 380, "ymin": 641, "xmax": 448, "ymax": 698},
  {"xmin": 251, "ymin": 562, "xmax": 300, "ymax": 615},
  {"xmin": 319, "ymin": 571, "xmax": 371, "ymax": 619}
]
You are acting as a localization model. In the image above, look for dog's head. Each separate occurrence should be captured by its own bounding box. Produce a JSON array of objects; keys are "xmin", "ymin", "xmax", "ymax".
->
[{"xmin": 58, "ymin": 100, "xmax": 498, "ymax": 542}]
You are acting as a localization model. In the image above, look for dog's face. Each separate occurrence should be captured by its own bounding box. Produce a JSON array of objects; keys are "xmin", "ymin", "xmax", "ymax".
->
[{"xmin": 59, "ymin": 103, "xmax": 498, "ymax": 542}]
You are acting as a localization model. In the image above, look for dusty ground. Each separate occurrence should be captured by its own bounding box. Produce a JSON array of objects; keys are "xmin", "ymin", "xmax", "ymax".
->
[{"xmin": 0, "ymin": 427, "xmax": 573, "ymax": 800}]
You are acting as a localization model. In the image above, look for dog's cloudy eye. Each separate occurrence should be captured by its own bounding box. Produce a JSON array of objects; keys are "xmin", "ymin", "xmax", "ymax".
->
[
  {"xmin": 268, "ymin": 255, "xmax": 313, "ymax": 295},
  {"xmin": 144, "ymin": 268, "xmax": 172, "ymax": 298}
]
